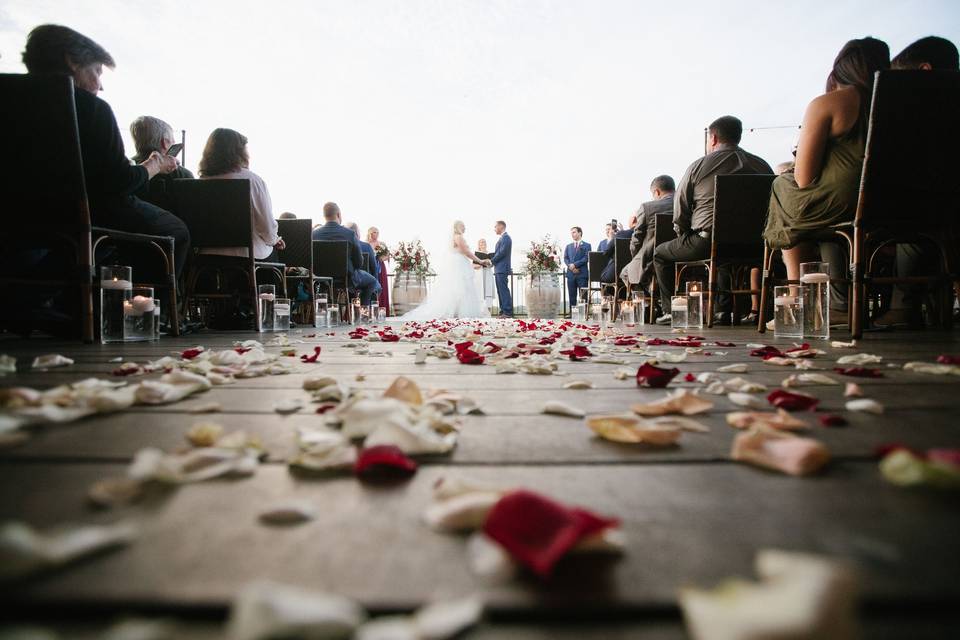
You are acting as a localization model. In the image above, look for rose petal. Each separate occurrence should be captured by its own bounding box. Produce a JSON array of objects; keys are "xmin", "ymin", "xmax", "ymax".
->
[
  {"xmin": 731, "ymin": 427, "xmax": 830, "ymax": 476},
  {"xmin": 226, "ymin": 580, "xmax": 365, "ymax": 640},
  {"xmin": 767, "ymin": 389, "xmax": 819, "ymax": 412},
  {"xmin": 354, "ymin": 445, "xmax": 417, "ymax": 481},
  {"xmin": 725, "ymin": 409, "xmax": 809, "ymax": 431},
  {"xmin": 903, "ymin": 361, "xmax": 960, "ymax": 376},
  {"xmin": 31, "ymin": 354, "xmax": 75, "ymax": 369},
  {"xmin": 832, "ymin": 367, "xmax": 883, "ymax": 378},
  {"xmin": 383, "ymin": 376, "xmax": 423, "ymax": 405},
  {"xmin": 186, "ymin": 421, "xmax": 224, "ymax": 447},
  {"xmin": 180, "ymin": 347, "xmax": 205, "ymax": 360},
  {"xmin": 635, "ymin": 363, "xmax": 680, "ymax": 388},
  {"xmin": 718, "ymin": 364, "xmax": 749, "ymax": 373},
  {"xmin": 843, "ymin": 383, "xmax": 863, "ymax": 398},
  {"xmin": 482, "ymin": 490, "xmax": 620, "ymax": 578},
  {"xmin": 586, "ymin": 414, "xmax": 682, "ymax": 445},
  {"xmin": 259, "ymin": 501, "xmax": 318, "ymax": 525},
  {"xmin": 845, "ymin": 398, "xmax": 883, "ymax": 414},
  {"xmin": 836, "ymin": 353, "xmax": 883, "ymax": 366},
  {"xmin": 299, "ymin": 346, "xmax": 322, "ymax": 363},
  {"xmin": 936, "ymin": 355, "xmax": 960, "ymax": 365},
  {"xmin": 457, "ymin": 348, "xmax": 485, "ymax": 365},
  {"xmin": 563, "ymin": 380, "xmax": 594, "ymax": 390},
  {"xmin": 631, "ymin": 389, "xmax": 714, "ymax": 416},
  {"xmin": 818, "ymin": 414, "xmax": 848, "ymax": 427}
]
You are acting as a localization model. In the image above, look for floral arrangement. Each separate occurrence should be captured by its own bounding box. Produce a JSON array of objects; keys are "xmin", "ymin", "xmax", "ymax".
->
[
  {"xmin": 522, "ymin": 236, "xmax": 561, "ymax": 275},
  {"xmin": 392, "ymin": 240, "xmax": 431, "ymax": 277},
  {"xmin": 374, "ymin": 242, "xmax": 391, "ymax": 262}
]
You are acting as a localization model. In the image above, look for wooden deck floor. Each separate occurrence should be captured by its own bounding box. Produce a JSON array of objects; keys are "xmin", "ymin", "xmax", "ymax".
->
[{"xmin": 1, "ymin": 323, "xmax": 959, "ymax": 637}]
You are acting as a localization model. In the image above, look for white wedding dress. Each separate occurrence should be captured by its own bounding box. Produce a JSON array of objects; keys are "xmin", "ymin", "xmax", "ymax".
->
[{"xmin": 398, "ymin": 240, "xmax": 490, "ymax": 321}]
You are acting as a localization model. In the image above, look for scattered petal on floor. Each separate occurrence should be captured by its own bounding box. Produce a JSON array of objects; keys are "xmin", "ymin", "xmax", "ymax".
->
[
  {"xmin": 903, "ymin": 361, "xmax": 960, "ymax": 376},
  {"xmin": 188, "ymin": 401, "xmax": 223, "ymax": 414},
  {"xmin": 226, "ymin": 580, "xmax": 366, "ymax": 640},
  {"xmin": 563, "ymin": 380, "xmax": 594, "ymax": 390},
  {"xmin": 31, "ymin": 354, "xmax": 74, "ymax": 369},
  {"xmin": 383, "ymin": 376, "xmax": 423, "ymax": 405},
  {"xmin": 731, "ymin": 427, "xmax": 830, "ymax": 476},
  {"xmin": 717, "ymin": 363, "xmax": 749, "ymax": 373},
  {"xmin": 185, "ymin": 421, "xmax": 224, "ymax": 447},
  {"xmin": 831, "ymin": 340, "xmax": 857, "ymax": 348},
  {"xmin": 413, "ymin": 595, "xmax": 484, "ymax": 640},
  {"xmin": 843, "ymin": 383, "xmax": 863, "ymax": 398},
  {"xmin": 0, "ymin": 520, "xmax": 138, "ymax": 581},
  {"xmin": 586, "ymin": 414, "xmax": 682, "ymax": 445},
  {"xmin": 273, "ymin": 399, "xmax": 303, "ymax": 414},
  {"xmin": 767, "ymin": 389, "xmax": 819, "ymax": 412},
  {"xmin": 128, "ymin": 446, "xmax": 259, "ymax": 484},
  {"xmin": 879, "ymin": 447, "xmax": 960, "ymax": 489},
  {"xmin": 818, "ymin": 414, "xmax": 848, "ymax": 427},
  {"xmin": 726, "ymin": 410, "xmax": 809, "ymax": 431},
  {"xmin": 290, "ymin": 428, "xmax": 357, "ymax": 472},
  {"xmin": 845, "ymin": 399, "xmax": 884, "ymax": 414},
  {"xmin": 467, "ymin": 531, "xmax": 518, "ymax": 584},
  {"xmin": 679, "ymin": 549, "xmax": 858, "ymax": 640},
  {"xmin": 354, "ymin": 445, "xmax": 418, "ymax": 481},
  {"xmin": 836, "ymin": 353, "xmax": 882, "ymax": 366},
  {"xmin": 833, "ymin": 367, "xmax": 883, "ymax": 378},
  {"xmin": 727, "ymin": 393, "xmax": 768, "ymax": 409},
  {"xmin": 424, "ymin": 491, "xmax": 504, "ymax": 533},
  {"xmin": 87, "ymin": 477, "xmax": 143, "ymax": 508},
  {"xmin": 636, "ymin": 363, "xmax": 680, "ymax": 388},
  {"xmin": 258, "ymin": 501, "xmax": 318, "ymax": 525},
  {"xmin": 631, "ymin": 389, "xmax": 714, "ymax": 416},
  {"xmin": 782, "ymin": 373, "xmax": 839, "ymax": 387},
  {"xmin": 542, "ymin": 401, "xmax": 586, "ymax": 418}
]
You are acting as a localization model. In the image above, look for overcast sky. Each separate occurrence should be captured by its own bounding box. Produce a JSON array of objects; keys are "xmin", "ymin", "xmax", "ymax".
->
[{"xmin": 2, "ymin": 0, "xmax": 958, "ymax": 265}]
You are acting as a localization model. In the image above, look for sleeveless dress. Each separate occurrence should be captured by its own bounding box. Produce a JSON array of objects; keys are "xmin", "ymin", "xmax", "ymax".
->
[
  {"xmin": 763, "ymin": 118, "xmax": 866, "ymax": 249},
  {"xmin": 398, "ymin": 241, "xmax": 490, "ymax": 321}
]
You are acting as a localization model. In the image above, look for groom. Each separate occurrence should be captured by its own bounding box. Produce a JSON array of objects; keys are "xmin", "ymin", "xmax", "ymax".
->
[{"xmin": 491, "ymin": 220, "xmax": 513, "ymax": 317}]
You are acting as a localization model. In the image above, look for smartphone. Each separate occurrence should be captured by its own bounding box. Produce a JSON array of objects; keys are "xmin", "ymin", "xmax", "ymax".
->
[{"xmin": 166, "ymin": 142, "xmax": 184, "ymax": 157}]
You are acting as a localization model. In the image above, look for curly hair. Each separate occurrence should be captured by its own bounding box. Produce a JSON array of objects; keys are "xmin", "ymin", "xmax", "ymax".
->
[{"xmin": 198, "ymin": 128, "xmax": 249, "ymax": 177}]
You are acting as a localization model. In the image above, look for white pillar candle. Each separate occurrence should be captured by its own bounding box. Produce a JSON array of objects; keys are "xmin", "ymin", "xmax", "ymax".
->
[
  {"xmin": 131, "ymin": 295, "xmax": 155, "ymax": 314},
  {"xmin": 101, "ymin": 279, "xmax": 132, "ymax": 290}
]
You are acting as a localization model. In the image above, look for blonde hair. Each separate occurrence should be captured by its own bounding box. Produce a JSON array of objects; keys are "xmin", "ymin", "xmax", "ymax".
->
[
  {"xmin": 453, "ymin": 220, "xmax": 465, "ymax": 234},
  {"xmin": 366, "ymin": 227, "xmax": 379, "ymax": 243}
]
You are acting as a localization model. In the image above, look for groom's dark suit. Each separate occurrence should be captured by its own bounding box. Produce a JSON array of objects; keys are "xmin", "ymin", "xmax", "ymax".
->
[{"xmin": 491, "ymin": 232, "xmax": 513, "ymax": 316}]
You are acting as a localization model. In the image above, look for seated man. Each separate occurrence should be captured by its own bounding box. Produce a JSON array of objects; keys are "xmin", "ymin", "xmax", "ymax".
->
[
  {"xmin": 597, "ymin": 223, "xmax": 614, "ymax": 252},
  {"xmin": 622, "ymin": 175, "xmax": 675, "ymax": 291},
  {"xmin": 653, "ymin": 115, "xmax": 772, "ymax": 324},
  {"xmin": 877, "ymin": 35, "xmax": 959, "ymax": 327},
  {"xmin": 563, "ymin": 227, "xmax": 591, "ymax": 305},
  {"xmin": 312, "ymin": 202, "xmax": 381, "ymax": 305},
  {"xmin": 130, "ymin": 116, "xmax": 194, "ymax": 189},
  {"xmin": 345, "ymin": 221, "xmax": 380, "ymax": 281},
  {"xmin": 600, "ymin": 214, "xmax": 636, "ymax": 284}
]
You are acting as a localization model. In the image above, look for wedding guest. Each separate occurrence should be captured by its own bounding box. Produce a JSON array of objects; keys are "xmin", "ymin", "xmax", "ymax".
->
[
  {"xmin": 763, "ymin": 38, "xmax": 890, "ymax": 307},
  {"xmin": 491, "ymin": 221, "xmax": 513, "ymax": 317},
  {"xmin": 312, "ymin": 203, "xmax": 381, "ymax": 305},
  {"xmin": 622, "ymin": 175, "xmax": 675, "ymax": 292},
  {"xmin": 278, "ymin": 212, "xmax": 297, "ymax": 220},
  {"xmin": 130, "ymin": 116, "xmax": 193, "ymax": 183},
  {"xmin": 877, "ymin": 36, "xmax": 959, "ymax": 327},
  {"xmin": 367, "ymin": 227, "xmax": 390, "ymax": 313},
  {"xmin": 600, "ymin": 214, "xmax": 636, "ymax": 284},
  {"xmin": 597, "ymin": 223, "xmax": 614, "ymax": 252},
  {"xmin": 21, "ymin": 25, "xmax": 190, "ymax": 278},
  {"xmin": 564, "ymin": 227, "xmax": 591, "ymax": 305},
  {"xmin": 198, "ymin": 128, "xmax": 285, "ymax": 260},
  {"xmin": 654, "ymin": 115, "xmax": 773, "ymax": 324},
  {"xmin": 346, "ymin": 222, "xmax": 379, "ymax": 280},
  {"xmin": 743, "ymin": 161, "xmax": 795, "ymax": 323}
]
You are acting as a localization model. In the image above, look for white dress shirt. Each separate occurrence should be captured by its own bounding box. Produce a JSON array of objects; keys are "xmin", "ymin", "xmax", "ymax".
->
[{"xmin": 200, "ymin": 167, "xmax": 278, "ymax": 260}]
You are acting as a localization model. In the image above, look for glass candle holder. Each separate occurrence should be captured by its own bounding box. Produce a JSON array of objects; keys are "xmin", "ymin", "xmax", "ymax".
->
[
  {"xmin": 619, "ymin": 301, "xmax": 636, "ymax": 327},
  {"xmin": 774, "ymin": 286, "xmax": 804, "ymax": 339},
  {"xmin": 328, "ymin": 305, "xmax": 341, "ymax": 327},
  {"xmin": 799, "ymin": 262, "xmax": 830, "ymax": 339},
  {"xmin": 153, "ymin": 299, "xmax": 161, "ymax": 341},
  {"xmin": 314, "ymin": 295, "xmax": 329, "ymax": 328},
  {"xmin": 377, "ymin": 306, "xmax": 387, "ymax": 322},
  {"xmin": 685, "ymin": 281, "xmax": 704, "ymax": 329},
  {"xmin": 351, "ymin": 298, "xmax": 362, "ymax": 325},
  {"xmin": 100, "ymin": 266, "xmax": 132, "ymax": 344},
  {"xmin": 274, "ymin": 297, "xmax": 291, "ymax": 332},
  {"xmin": 671, "ymin": 295, "xmax": 688, "ymax": 329},
  {"xmin": 123, "ymin": 286, "xmax": 155, "ymax": 342},
  {"xmin": 367, "ymin": 304, "xmax": 378, "ymax": 325},
  {"xmin": 589, "ymin": 303, "xmax": 603, "ymax": 324},
  {"xmin": 258, "ymin": 285, "xmax": 276, "ymax": 332},
  {"xmin": 570, "ymin": 305, "xmax": 581, "ymax": 322}
]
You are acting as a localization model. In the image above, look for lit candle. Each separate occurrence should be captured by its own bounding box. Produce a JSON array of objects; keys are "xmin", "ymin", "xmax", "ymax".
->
[
  {"xmin": 101, "ymin": 278, "xmax": 132, "ymax": 290},
  {"xmin": 259, "ymin": 292, "xmax": 275, "ymax": 301},
  {"xmin": 122, "ymin": 300, "xmax": 134, "ymax": 315},
  {"xmin": 131, "ymin": 294, "xmax": 155, "ymax": 314}
]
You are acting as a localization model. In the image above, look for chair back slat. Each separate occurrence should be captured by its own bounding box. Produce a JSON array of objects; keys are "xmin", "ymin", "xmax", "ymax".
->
[
  {"xmin": 277, "ymin": 219, "xmax": 314, "ymax": 270},
  {"xmin": 713, "ymin": 173, "xmax": 775, "ymax": 260},
  {"xmin": 614, "ymin": 237, "xmax": 631, "ymax": 275},
  {"xmin": 654, "ymin": 213, "xmax": 676, "ymax": 246},
  {"xmin": 587, "ymin": 251, "xmax": 606, "ymax": 283},
  {"xmin": 313, "ymin": 241, "xmax": 350, "ymax": 280},
  {"xmin": 857, "ymin": 70, "xmax": 960, "ymax": 228},
  {"xmin": 171, "ymin": 179, "xmax": 252, "ymax": 248},
  {"xmin": 2, "ymin": 73, "xmax": 89, "ymax": 231}
]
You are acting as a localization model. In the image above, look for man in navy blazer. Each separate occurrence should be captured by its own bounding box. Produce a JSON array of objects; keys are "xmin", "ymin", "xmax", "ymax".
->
[
  {"xmin": 564, "ymin": 226, "xmax": 591, "ymax": 305},
  {"xmin": 491, "ymin": 220, "xmax": 513, "ymax": 317},
  {"xmin": 311, "ymin": 202, "xmax": 381, "ymax": 305}
]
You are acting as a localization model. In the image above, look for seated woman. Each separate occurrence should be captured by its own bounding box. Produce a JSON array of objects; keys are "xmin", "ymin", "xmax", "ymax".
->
[
  {"xmin": 198, "ymin": 128, "xmax": 284, "ymax": 260},
  {"xmin": 763, "ymin": 37, "xmax": 890, "ymax": 287}
]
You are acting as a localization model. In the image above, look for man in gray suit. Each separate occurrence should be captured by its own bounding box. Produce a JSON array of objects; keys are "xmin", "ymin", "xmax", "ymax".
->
[
  {"xmin": 621, "ymin": 175, "xmax": 675, "ymax": 291},
  {"xmin": 653, "ymin": 116, "xmax": 772, "ymax": 324}
]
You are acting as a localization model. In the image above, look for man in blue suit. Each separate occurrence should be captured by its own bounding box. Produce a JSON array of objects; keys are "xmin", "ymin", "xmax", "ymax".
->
[
  {"xmin": 311, "ymin": 202, "xmax": 380, "ymax": 305},
  {"xmin": 491, "ymin": 220, "xmax": 513, "ymax": 317},
  {"xmin": 564, "ymin": 226, "xmax": 591, "ymax": 305}
]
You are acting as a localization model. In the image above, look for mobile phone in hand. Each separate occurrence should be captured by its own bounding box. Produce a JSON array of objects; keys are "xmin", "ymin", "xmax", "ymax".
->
[{"xmin": 166, "ymin": 142, "xmax": 184, "ymax": 157}]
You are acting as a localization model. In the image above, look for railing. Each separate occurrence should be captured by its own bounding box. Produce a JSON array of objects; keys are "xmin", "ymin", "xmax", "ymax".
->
[{"xmin": 385, "ymin": 270, "xmax": 571, "ymax": 317}]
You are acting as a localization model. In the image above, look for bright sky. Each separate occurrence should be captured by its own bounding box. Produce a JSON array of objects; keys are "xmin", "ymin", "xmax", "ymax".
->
[{"xmin": 1, "ymin": 0, "xmax": 958, "ymax": 267}]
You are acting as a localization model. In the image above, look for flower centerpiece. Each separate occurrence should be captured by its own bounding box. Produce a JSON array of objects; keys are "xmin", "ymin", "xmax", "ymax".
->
[
  {"xmin": 522, "ymin": 236, "xmax": 562, "ymax": 318},
  {"xmin": 391, "ymin": 240, "xmax": 431, "ymax": 314}
]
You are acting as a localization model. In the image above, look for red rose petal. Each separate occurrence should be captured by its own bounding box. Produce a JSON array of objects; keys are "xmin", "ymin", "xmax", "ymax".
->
[
  {"xmin": 234, "ymin": 347, "xmax": 252, "ymax": 355},
  {"xmin": 767, "ymin": 389, "xmax": 819, "ymax": 411},
  {"xmin": 560, "ymin": 345, "xmax": 593, "ymax": 361},
  {"xmin": 181, "ymin": 348, "xmax": 204, "ymax": 360},
  {"xmin": 614, "ymin": 337, "xmax": 639, "ymax": 346},
  {"xmin": 456, "ymin": 348, "xmax": 485, "ymax": 365},
  {"xmin": 646, "ymin": 338, "xmax": 668, "ymax": 346},
  {"xmin": 482, "ymin": 490, "xmax": 620, "ymax": 578},
  {"xmin": 300, "ymin": 346, "xmax": 322, "ymax": 363},
  {"xmin": 750, "ymin": 345, "xmax": 786, "ymax": 358},
  {"xmin": 936, "ymin": 355, "xmax": 960, "ymax": 365},
  {"xmin": 714, "ymin": 341, "xmax": 736, "ymax": 347},
  {"xmin": 636, "ymin": 363, "xmax": 680, "ymax": 388},
  {"xmin": 315, "ymin": 403, "xmax": 338, "ymax": 414},
  {"xmin": 875, "ymin": 442, "xmax": 924, "ymax": 460},
  {"xmin": 785, "ymin": 343, "xmax": 811, "ymax": 353},
  {"xmin": 927, "ymin": 449, "xmax": 960, "ymax": 468},
  {"xmin": 483, "ymin": 341, "xmax": 503, "ymax": 353},
  {"xmin": 833, "ymin": 367, "xmax": 883, "ymax": 378},
  {"xmin": 378, "ymin": 332, "xmax": 400, "ymax": 342},
  {"xmin": 354, "ymin": 445, "xmax": 417, "ymax": 481},
  {"xmin": 684, "ymin": 372, "xmax": 696, "ymax": 382},
  {"xmin": 818, "ymin": 414, "xmax": 848, "ymax": 427}
]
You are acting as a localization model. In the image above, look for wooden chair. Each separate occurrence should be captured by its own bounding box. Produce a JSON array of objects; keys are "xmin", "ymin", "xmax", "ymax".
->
[
  {"xmin": 674, "ymin": 174, "xmax": 775, "ymax": 327},
  {"xmin": 760, "ymin": 70, "xmax": 960, "ymax": 337},
  {"xmin": 585, "ymin": 251, "xmax": 607, "ymax": 305},
  {"xmin": 0, "ymin": 73, "xmax": 179, "ymax": 341},
  {"xmin": 171, "ymin": 179, "xmax": 286, "ymax": 331},
  {"xmin": 277, "ymin": 218, "xmax": 325, "ymax": 324},
  {"xmin": 313, "ymin": 240, "xmax": 351, "ymax": 309}
]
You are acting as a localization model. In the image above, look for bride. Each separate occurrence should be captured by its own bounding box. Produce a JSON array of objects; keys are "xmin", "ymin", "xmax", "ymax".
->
[{"xmin": 398, "ymin": 221, "xmax": 491, "ymax": 320}]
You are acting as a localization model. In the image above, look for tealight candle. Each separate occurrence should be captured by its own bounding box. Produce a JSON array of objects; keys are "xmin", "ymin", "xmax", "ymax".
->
[
  {"xmin": 100, "ymin": 278, "xmax": 132, "ymax": 290},
  {"xmin": 131, "ymin": 294, "xmax": 155, "ymax": 314}
]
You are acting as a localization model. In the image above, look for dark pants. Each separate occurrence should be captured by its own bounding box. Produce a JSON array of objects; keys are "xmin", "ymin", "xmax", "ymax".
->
[
  {"xmin": 352, "ymin": 269, "xmax": 381, "ymax": 306},
  {"xmin": 93, "ymin": 196, "xmax": 191, "ymax": 280},
  {"xmin": 653, "ymin": 233, "xmax": 712, "ymax": 312},
  {"xmin": 566, "ymin": 271, "xmax": 588, "ymax": 305},
  {"xmin": 495, "ymin": 272, "xmax": 513, "ymax": 315}
]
